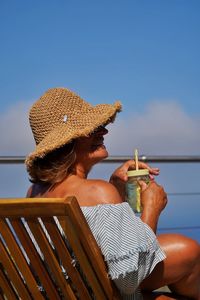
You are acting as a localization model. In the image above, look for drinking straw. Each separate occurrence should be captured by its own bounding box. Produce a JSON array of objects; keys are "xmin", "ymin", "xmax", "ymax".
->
[{"xmin": 135, "ymin": 149, "xmax": 139, "ymax": 170}]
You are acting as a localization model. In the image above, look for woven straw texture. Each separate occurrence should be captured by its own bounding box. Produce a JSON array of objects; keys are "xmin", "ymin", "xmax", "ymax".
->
[{"xmin": 26, "ymin": 87, "xmax": 122, "ymax": 167}]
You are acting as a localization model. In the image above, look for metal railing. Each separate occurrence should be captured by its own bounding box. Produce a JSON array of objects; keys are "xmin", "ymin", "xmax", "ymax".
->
[
  {"xmin": 1, "ymin": 155, "xmax": 200, "ymax": 164},
  {"xmin": 0, "ymin": 155, "xmax": 199, "ymax": 240}
]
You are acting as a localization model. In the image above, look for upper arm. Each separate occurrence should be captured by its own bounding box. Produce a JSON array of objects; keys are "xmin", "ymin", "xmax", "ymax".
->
[
  {"xmin": 26, "ymin": 186, "xmax": 32, "ymax": 197},
  {"xmin": 88, "ymin": 180, "xmax": 123, "ymax": 204}
]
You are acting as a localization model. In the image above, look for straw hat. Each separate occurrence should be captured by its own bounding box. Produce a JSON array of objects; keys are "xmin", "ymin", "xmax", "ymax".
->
[{"xmin": 25, "ymin": 87, "xmax": 122, "ymax": 167}]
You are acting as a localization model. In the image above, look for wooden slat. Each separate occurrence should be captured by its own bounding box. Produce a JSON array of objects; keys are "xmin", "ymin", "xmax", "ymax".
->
[
  {"xmin": 0, "ymin": 197, "xmax": 121, "ymax": 300},
  {"xmin": 11, "ymin": 219, "xmax": 61, "ymax": 300},
  {"xmin": 64, "ymin": 197, "xmax": 121, "ymax": 300},
  {"xmin": 0, "ymin": 292, "xmax": 5, "ymax": 300},
  {"xmin": 43, "ymin": 217, "xmax": 92, "ymax": 300},
  {"xmin": 0, "ymin": 264, "xmax": 17, "ymax": 300},
  {"xmin": 0, "ymin": 219, "xmax": 44, "ymax": 300},
  {"xmin": 0, "ymin": 293, "xmax": 4, "ymax": 300},
  {"xmin": 26, "ymin": 217, "xmax": 76, "ymax": 300},
  {"xmin": 0, "ymin": 239, "xmax": 32, "ymax": 300},
  {"xmin": 0, "ymin": 198, "xmax": 67, "ymax": 217},
  {"xmin": 59, "ymin": 212, "xmax": 108, "ymax": 300}
]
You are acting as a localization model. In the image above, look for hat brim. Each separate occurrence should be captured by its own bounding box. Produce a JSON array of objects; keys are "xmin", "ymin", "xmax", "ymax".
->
[{"xmin": 25, "ymin": 101, "xmax": 121, "ymax": 167}]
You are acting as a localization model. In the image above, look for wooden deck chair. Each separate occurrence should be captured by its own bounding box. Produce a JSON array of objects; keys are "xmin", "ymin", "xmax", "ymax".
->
[{"xmin": 0, "ymin": 196, "xmax": 121, "ymax": 300}]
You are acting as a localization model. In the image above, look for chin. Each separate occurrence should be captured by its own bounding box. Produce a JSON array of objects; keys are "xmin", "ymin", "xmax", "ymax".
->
[
  {"xmin": 93, "ymin": 149, "xmax": 108, "ymax": 162},
  {"xmin": 100, "ymin": 147, "xmax": 109, "ymax": 158}
]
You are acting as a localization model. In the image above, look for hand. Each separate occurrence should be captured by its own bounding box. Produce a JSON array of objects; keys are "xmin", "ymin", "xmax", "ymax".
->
[
  {"xmin": 140, "ymin": 181, "xmax": 168, "ymax": 214},
  {"xmin": 109, "ymin": 160, "xmax": 160, "ymax": 198},
  {"xmin": 140, "ymin": 181, "xmax": 168, "ymax": 232},
  {"xmin": 110, "ymin": 159, "xmax": 159, "ymax": 182}
]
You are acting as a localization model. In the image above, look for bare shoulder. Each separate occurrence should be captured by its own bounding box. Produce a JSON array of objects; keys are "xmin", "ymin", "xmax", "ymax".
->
[
  {"xmin": 26, "ymin": 185, "xmax": 33, "ymax": 197},
  {"xmin": 86, "ymin": 179, "xmax": 123, "ymax": 204}
]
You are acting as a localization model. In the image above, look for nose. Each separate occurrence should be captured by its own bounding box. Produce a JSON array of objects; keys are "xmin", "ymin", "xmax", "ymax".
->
[{"xmin": 94, "ymin": 126, "xmax": 108, "ymax": 136}]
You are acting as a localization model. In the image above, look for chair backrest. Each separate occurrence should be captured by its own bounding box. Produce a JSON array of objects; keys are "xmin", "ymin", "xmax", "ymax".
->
[{"xmin": 0, "ymin": 196, "xmax": 121, "ymax": 300}]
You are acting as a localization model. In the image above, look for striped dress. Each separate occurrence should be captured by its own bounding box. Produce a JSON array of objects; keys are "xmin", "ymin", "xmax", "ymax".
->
[
  {"xmin": 81, "ymin": 203, "xmax": 166, "ymax": 299},
  {"xmin": 23, "ymin": 202, "xmax": 166, "ymax": 299}
]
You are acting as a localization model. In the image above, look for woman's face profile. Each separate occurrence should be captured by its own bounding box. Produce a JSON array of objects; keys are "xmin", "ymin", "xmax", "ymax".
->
[{"xmin": 74, "ymin": 126, "xmax": 109, "ymax": 165}]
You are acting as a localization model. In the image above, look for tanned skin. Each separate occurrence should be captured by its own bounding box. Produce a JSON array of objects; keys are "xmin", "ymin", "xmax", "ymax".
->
[{"xmin": 27, "ymin": 127, "xmax": 200, "ymax": 299}]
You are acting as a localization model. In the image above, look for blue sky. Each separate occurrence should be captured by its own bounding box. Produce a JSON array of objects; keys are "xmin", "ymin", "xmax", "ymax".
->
[{"xmin": 0, "ymin": 0, "xmax": 199, "ymax": 241}]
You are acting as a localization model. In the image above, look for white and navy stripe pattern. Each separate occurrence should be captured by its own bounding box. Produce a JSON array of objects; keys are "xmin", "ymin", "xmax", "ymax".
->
[
  {"xmin": 81, "ymin": 203, "xmax": 166, "ymax": 300},
  {"xmin": 21, "ymin": 202, "xmax": 165, "ymax": 299}
]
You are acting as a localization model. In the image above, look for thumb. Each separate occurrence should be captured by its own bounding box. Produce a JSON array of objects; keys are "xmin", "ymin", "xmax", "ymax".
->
[{"xmin": 137, "ymin": 180, "xmax": 148, "ymax": 191}]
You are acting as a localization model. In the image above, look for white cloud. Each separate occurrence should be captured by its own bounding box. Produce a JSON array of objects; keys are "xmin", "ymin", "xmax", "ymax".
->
[
  {"xmin": 0, "ymin": 100, "xmax": 200, "ymax": 233},
  {"xmin": 106, "ymin": 101, "xmax": 200, "ymax": 155},
  {"xmin": 0, "ymin": 99, "xmax": 199, "ymax": 157},
  {"xmin": 0, "ymin": 102, "xmax": 34, "ymax": 155}
]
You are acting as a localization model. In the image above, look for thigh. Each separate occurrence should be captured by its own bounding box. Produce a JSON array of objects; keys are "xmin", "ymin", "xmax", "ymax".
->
[{"xmin": 140, "ymin": 233, "xmax": 200, "ymax": 291}]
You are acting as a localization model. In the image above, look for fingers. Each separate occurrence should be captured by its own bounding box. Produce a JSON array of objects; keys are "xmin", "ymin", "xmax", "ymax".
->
[
  {"xmin": 115, "ymin": 169, "xmax": 128, "ymax": 181},
  {"xmin": 111, "ymin": 160, "xmax": 160, "ymax": 183},
  {"xmin": 141, "ymin": 180, "xmax": 168, "ymax": 213},
  {"xmin": 138, "ymin": 162, "xmax": 160, "ymax": 176},
  {"xmin": 138, "ymin": 180, "xmax": 148, "ymax": 191},
  {"xmin": 122, "ymin": 160, "xmax": 160, "ymax": 175},
  {"xmin": 150, "ymin": 181, "xmax": 168, "ymax": 206}
]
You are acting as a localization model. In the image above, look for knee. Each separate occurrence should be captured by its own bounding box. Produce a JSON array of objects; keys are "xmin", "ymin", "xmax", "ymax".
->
[
  {"xmin": 158, "ymin": 233, "xmax": 200, "ymax": 267},
  {"xmin": 180, "ymin": 236, "xmax": 200, "ymax": 264}
]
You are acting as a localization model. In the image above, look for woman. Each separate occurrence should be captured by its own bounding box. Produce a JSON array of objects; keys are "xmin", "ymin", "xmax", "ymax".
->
[{"xmin": 26, "ymin": 87, "xmax": 200, "ymax": 299}]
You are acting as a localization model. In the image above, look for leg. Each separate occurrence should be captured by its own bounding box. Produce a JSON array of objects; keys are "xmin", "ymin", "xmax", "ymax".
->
[
  {"xmin": 140, "ymin": 233, "xmax": 200, "ymax": 299},
  {"xmin": 142, "ymin": 291, "xmax": 190, "ymax": 300}
]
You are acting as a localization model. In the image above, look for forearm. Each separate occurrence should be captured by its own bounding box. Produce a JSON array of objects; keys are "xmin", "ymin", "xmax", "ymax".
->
[{"xmin": 140, "ymin": 209, "xmax": 160, "ymax": 233}]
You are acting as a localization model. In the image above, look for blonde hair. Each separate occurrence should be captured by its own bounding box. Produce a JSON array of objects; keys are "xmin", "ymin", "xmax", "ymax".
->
[{"xmin": 27, "ymin": 142, "xmax": 76, "ymax": 184}]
